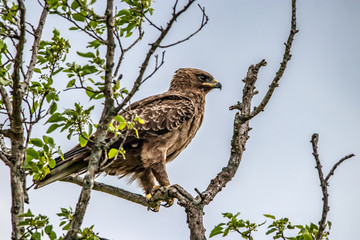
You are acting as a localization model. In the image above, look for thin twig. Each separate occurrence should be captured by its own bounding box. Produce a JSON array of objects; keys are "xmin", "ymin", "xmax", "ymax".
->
[
  {"xmin": 159, "ymin": 4, "xmax": 209, "ymax": 48},
  {"xmin": 325, "ymin": 154, "xmax": 355, "ymax": 183},
  {"xmin": 114, "ymin": 0, "xmax": 197, "ymax": 114}
]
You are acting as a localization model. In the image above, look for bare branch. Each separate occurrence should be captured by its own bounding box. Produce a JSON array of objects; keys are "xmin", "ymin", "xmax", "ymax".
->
[
  {"xmin": 0, "ymin": 124, "xmax": 12, "ymax": 167},
  {"xmin": 325, "ymin": 153, "xmax": 355, "ymax": 183},
  {"xmin": 61, "ymin": 176, "xmax": 149, "ymax": 207},
  {"xmin": 310, "ymin": 133, "xmax": 329, "ymax": 240},
  {"xmin": 22, "ymin": 2, "xmax": 48, "ymax": 94},
  {"xmin": 159, "ymin": 4, "xmax": 209, "ymax": 48},
  {"xmin": 201, "ymin": 0, "xmax": 297, "ymax": 208},
  {"xmin": 0, "ymin": 86, "xmax": 13, "ymax": 116},
  {"xmin": 310, "ymin": 133, "xmax": 355, "ymax": 240},
  {"xmin": 242, "ymin": 0, "xmax": 298, "ymax": 121},
  {"xmin": 114, "ymin": 0, "xmax": 197, "ymax": 113},
  {"xmin": 37, "ymin": 0, "xmax": 106, "ymax": 43},
  {"xmin": 140, "ymin": 51, "xmax": 165, "ymax": 84}
]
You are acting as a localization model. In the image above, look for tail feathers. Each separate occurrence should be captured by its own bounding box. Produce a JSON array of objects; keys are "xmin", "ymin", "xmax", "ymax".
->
[
  {"xmin": 35, "ymin": 160, "xmax": 87, "ymax": 188},
  {"xmin": 35, "ymin": 146, "xmax": 89, "ymax": 189}
]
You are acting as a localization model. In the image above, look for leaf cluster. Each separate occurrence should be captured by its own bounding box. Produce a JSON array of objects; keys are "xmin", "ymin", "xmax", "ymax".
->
[
  {"xmin": 210, "ymin": 212, "xmax": 264, "ymax": 239},
  {"xmin": 115, "ymin": 0, "xmax": 153, "ymax": 38},
  {"xmin": 46, "ymin": 102, "xmax": 94, "ymax": 141},
  {"xmin": 107, "ymin": 114, "xmax": 144, "ymax": 160},
  {"xmin": 210, "ymin": 213, "xmax": 332, "ymax": 240},
  {"xmin": 18, "ymin": 208, "xmax": 101, "ymax": 240},
  {"xmin": 18, "ymin": 209, "xmax": 57, "ymax": 240},
  {"xmin": 25, "ymin": 135, "xmax": 62, "ymax": 181}
]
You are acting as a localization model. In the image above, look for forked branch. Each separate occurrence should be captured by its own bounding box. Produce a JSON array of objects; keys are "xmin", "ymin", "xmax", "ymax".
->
[{"xmin": 310, "ymin": 133, "xmax": 355, "ymax": 240}]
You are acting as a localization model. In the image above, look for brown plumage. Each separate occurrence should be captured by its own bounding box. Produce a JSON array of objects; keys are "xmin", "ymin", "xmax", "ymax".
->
[{"xmin": 36, "ymin": 68, "xmax": 221, "ymax": 196}]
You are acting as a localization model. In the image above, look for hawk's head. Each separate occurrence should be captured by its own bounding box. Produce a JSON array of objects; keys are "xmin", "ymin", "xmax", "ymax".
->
[{"xmin": 169, "ymin": 68, "xmax": 222, "ymax": 94}]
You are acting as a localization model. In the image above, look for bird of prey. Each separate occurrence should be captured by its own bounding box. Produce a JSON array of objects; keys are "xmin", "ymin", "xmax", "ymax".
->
[{"xmin": 36, "ymin": 68, "xmax": 221, "ymax": 202}]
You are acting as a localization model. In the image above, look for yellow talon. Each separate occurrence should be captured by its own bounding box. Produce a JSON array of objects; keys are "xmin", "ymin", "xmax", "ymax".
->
[
  {"xmin": 152, "ymin": 185, "xmax": 160, "ymax": 192},
  {"xmin": 146, "ymin": 193, "xmax": 152, "ymax": 200}
]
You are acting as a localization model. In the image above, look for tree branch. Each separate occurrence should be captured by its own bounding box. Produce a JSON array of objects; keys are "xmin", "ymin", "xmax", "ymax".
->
[
  {"xmin": 159, "ymin": 4, "xmax": 208, "ymax": 48},
  {"xmin": 325, "ymin": 153, "xmax": 355, "ymax": 183},
  {"xmin": 22, "ymin": 1, "xmax": 48, "ymax": 95},
  {"xmin": 114, "ymin": 0, "xmax": 197, "ymax": 113},
  {"xmin": 311, "ymin": 133, "xmax": 355, "ymax": 240},
  {"xmin": 201, "ymin": 0, "xmax": 297, "ymax": 212},
  {"xmin": 241, "ymin": 0, "xmax": 298, "ymax": 121},
  {"xmin": 64, "ymin": 0, "xmax": 116, "ymax": 238},
  {"xmin": 0, "ymin": 86, "xmax": 13, "ymax": 117},
  {"xmin": 61, "ymin": 176, "xmax": 149, "ymax": 207}
]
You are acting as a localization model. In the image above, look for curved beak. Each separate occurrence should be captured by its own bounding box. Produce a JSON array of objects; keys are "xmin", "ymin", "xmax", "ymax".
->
[{"xmin": 202, "ymin": 79, "xmax": 222, "ymax": 90}]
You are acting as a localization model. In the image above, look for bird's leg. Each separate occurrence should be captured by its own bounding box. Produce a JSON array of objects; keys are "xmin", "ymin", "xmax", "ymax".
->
[
  {"xmin": 139, "ymin": 168, "xmax": 155, "ymax": 200},
  {"xmin": 151, "ymin": 162, "xmax": 174, "ymax": 208},
  {"xmin": 139, "ymin": 168, "xmax": 162, "ymax": 212}
]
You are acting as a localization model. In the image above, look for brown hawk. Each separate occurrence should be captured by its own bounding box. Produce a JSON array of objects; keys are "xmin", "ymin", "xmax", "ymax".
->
[{"xmin": 36, "ymin": 68, "xmax": 221, "ymax": 202}]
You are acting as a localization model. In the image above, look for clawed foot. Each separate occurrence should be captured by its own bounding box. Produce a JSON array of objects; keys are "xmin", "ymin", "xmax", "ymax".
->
[{"xmin": 146, "ymin": 185, "xmax": 174, "ymax": 212}]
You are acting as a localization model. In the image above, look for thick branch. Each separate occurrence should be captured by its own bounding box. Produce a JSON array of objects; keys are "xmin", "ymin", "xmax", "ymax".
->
[
  {"xmin": 9, "ymin": 2, "xmax": 27, "ymax": 240},
  {"xmin": 65, "ymin": 0, "xmax": 116, "ymax": 238},
  {"xmin": 61, "ymin": 176, "xmax": 149, "ymax": 207}
]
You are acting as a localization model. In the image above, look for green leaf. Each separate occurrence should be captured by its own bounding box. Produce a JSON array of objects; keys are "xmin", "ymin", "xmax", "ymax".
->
[
  {"xmin": 108, "ymin": 148, "xmax": 118, "ymax": 159},
  {"xmin": 69, "ymin": 26, "xmax": 79, "ymax": 31},
  {"xmin": 303, "ymin": 232, "xmax": 313, "ymax": 240},
  {"xmin": 50, "ymin": 102, "xmax": 57, "ymax": 114},
  {"xmin": 45, "ymin": 225, "xmax": 53, "ymax": 234},
  {"xmin": 263, "ymin": 214, "xmax": 276, "ymax": 219},
  {"xmin": 70, "ymin": 0, "xmax": 79, "ymax": 9},
  {"xmin": 49, "ymin": 158, "xmax": 56, "ymax": 168},
  {"xmin": 48, "ymin": 231, "xmax": 57, "ymax": 240},
  {"xmin": 72, "ymin": 13, "xmax": 85, "ymax": 22},
  {"xmin": 30, "ymin": 138, "xmax": 43, "ymax": 147},
  {"xmin": 87, "ymin": 39, "xmax": 102, "ymax": 49},
  {"xmin": 266, "ymin": 228, "xmax": 277, "ymax": 235},
  {"xmin": 46, "ymin": 112, "xmax": 67, "ymax": 123},
  {"xmin": 77, "ymin": 51, "xmax": 95, "ymax": 58},
  {"xmin": 26, "ymin": 148, "xmax": 39, "ymax": 160},
  {"xmin": 32, "ymin": 232, "xmax": 41, "ymax": 240},
  {"xmin": 47, "ymin": 123, "xmax": 61, "ymax": 133},
  {"xmin": 19, "ymin": 209, "xmax": 34, "ymax": 218},
  {"xmin": 209, "ymin": 224, "xmax": 224, "ymax": 238},
  {"xmin": 114, "ymin": 115, "xmax": 125, "ymax": 123},
  {"xmin": 34, "ymin": 68, "xmax": 41, "ymax": 73},
  {"xmin": 222, "ymin": 212, "xmax": 233, "ymax": 219},
  {"xmin": 79, "ymin": 134, "xmax": 88, "ymax": 147},
  {"xmin": 223, "ymin": 227, "xmax": 230, "ymax": 237},
  {"xmin": 67, "ymin": 79, "xmax": 76, "ymax": 88},
  {"xmin": 134, "ymin": 115, "xmax": 145, "ymax": 124}
]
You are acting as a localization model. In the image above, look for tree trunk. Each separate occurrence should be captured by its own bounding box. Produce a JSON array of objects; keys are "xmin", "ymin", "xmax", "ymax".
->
[
  {"xmin": 187, "ymin": 205, "xmax": 206, "ymax": 240},
  {"xmin": 10, "ymin": 137, "xmax": 27, "ymax": 240}
]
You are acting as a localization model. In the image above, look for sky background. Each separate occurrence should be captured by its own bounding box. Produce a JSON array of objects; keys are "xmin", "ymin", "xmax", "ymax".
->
[{"xmin": 1, "ymin": 0, "xmax": 360, "ymax": 239}]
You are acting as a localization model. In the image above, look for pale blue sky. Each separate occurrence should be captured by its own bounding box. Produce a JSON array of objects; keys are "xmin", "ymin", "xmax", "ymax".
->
[{"xmin": 1, "ymin": 0, "xmax": 359, "ymax": 239}]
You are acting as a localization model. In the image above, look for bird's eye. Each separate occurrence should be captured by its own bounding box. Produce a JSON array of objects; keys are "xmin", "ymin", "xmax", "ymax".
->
[{"xmin": 198, "ymin": 74, "xmax": 207, "ymax": 81}]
